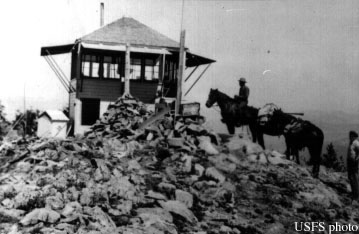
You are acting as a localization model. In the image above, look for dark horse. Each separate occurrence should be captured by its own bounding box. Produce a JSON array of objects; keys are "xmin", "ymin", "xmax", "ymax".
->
[
  {"xmin": 205, "ymin": 89, "xmax": 324, "ymax": 178},
  {"xmin": 205, "ymin": 88, "xmax": 260, "ymax": 142}
]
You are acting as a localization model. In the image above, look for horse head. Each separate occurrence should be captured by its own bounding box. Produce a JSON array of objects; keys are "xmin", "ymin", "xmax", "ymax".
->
[{"xmin": 206, "ymin": 88, "xmax": 219, "ymax": 108}]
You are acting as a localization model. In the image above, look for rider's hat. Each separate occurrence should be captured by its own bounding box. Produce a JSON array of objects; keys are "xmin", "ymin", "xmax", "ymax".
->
[
  {"xmin": 238, "ymin": 77, "xmax": 247, "ymax": 83},
  {"xmin": 350, "ymin": 130, "xmax": 358, "ymax": 138}
]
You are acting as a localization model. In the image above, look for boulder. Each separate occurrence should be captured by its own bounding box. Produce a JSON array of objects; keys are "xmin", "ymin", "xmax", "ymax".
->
[
  {"xmin": 205, "ymin": 167, "xmax": 226, "ymax": 183},
  {"xmin": 20, "ymin": 208, "xmax": 60, "ymax": 225},
  {"xmin": 159, "ymin": 200, "xmax": 197, "ymax": 224},
  {"xmin": 175, "ymin": 190, "xmax": 193, "ymax": 208},
  {"xmin": 198, "ymin": 136, "xmax": 219, "ymax": 155}
]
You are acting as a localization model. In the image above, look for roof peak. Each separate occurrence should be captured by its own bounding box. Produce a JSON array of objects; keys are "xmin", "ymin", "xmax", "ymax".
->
[{"xmin": 81, "ymin": 17, "xmax": 179, "ymax": 48}]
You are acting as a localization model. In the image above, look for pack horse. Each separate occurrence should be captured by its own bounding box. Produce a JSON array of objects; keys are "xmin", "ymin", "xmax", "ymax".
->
[{"xmin": 205, "ymin": 88, "xmax": 324, "ymax": 178}]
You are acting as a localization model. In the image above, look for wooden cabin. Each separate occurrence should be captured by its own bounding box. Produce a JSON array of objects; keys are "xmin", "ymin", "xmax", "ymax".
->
[{"xmin": 41, "ymin": 17, "xmax": 215, "ymax": 135}]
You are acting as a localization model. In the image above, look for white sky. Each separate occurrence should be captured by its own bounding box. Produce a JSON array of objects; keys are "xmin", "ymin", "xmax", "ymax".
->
[{"xmin": 0, "ymin": 0, "xmax": 358, "ymax": 132}]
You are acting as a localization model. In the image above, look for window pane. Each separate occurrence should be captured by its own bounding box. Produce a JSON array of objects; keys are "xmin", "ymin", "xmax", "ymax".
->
[
  {"xmin": 82, "ymin": 61, "xmax": 91, "ymax": 76},
  {"xmin": 130, "ymin": 58, "xmax": 141, "ymax": 80},
  {"xmin": 111, "ymin": 64, "xmax": 120, "ymax": 78},
  {"xmin": 92, "ymin": 62, "xmax": 99, "ymax": 78},
  {"xmin": 144, "ymin": 59, "xmax": 159, "ymax": 80},
  {"xmin": 103, "ymin": 63, "xmax": 111, "ymax": 78},
  {"xmin": 130, "ymin": 65, "xmax": 141, "ymax": 80}
]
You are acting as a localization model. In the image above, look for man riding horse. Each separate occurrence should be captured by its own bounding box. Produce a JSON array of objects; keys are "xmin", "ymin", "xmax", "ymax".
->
[
  {"xmin": 235, "ymin": 77, "xmax": 250, "ymax": 108},
  {"xmin": 206, "ymin": 88, "xmax": 324, "ymax": 178}
]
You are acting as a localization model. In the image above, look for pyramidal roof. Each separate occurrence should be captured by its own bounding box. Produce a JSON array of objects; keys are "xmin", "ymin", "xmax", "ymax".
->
[{"xmin": 81, "ymin": 17, "xmax": 180, "ymax": 49}]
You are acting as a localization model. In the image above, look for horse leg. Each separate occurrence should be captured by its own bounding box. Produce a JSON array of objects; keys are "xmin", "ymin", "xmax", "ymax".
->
[
  {"xmin": 284, "ymin": 137, "xmax": 291, "ymax": 160},
  {"xmin": 257, "ymin": 131, "xmax": 265, "ymax": 149},
  {"xmin": 227, "ymin": 123, "xmax": 235, "ymax": 135},
  {"xmin": 305, "ymin": 128, "xmax": 324, "ymax": 178},
  {"xmin": 309, "ymin": 143, "xmax": 323, "ymax": 178},
  {"xmin": 294, "ymin": 149, "xmax": 300, "ymax": 164},
  {"xmin": 248, "ymin": 124, "xmax": 257, "ymax": 143}
]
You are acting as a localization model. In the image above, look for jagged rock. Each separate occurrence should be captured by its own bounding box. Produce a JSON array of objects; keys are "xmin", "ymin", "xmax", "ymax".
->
[
  {"xmin": 159, "ymin": 200, "xmax": 197, "ymax": 224},
  {"xmin": 168, "ymin": 137, "xmax": 185, "ymax": 148},
  {"xmin": 29, "ymin": 140, "xmax": 55, "ymax": 151},
  {"xmin": 146, "ymin": 190, "xmax": 167, "ymax": 200},
  {"xmin": 0, "ymin": 184, "xmax": 16, "ymax": 201},
  {"xmin": 226, "ymin": 136, "xmax": 263, "ymax": 156},
  {"xmin": 91, "ymin": 158, "xmax": 111, "ymax": 182},
  {"xmin": 175, "ymin": 190, "xmax": 193, "ymax": 208},
  {"xmin": 6, "ymin": 225, "xmax": 21, "ymax": 234},
  {"xmin": 80, "ymin": 188, "xmax": 94, "ymax": 206},
  {"xmin": 182, "ymin": 154, "xmax": 193, "ymax": 173},
  {"xmin": 85, "ymin": 206, "xmax": 117, "ymax": 233},
  {"xmin": 63, "ymin": 186, "xmax": 80, "ymax": 202},
  {"xmin": 13, "ymin": 189, "xmax": 42, "ymax": 210},
  {"xmin": 15, "ymin": 161, "xmax": 32, "ymax": 173},
  {"xmin": 136, "ymin": 208, "xmax": 173, "ymax": 223},
  {"xmin": 0, "ymin": 96, "xmax": 358, "ymax": 234},
  {"xmin": 138, "ymin": 210, "xmax": 178, "ymax": 234},
  {"xmin": 1, "ymin": 198, "xmax": 14, "ymax": 209},
  {"xmin": 194, "ymin": 163, "xmax": 205, "ymax": 176},
  {"xmin": 205, "ymin": 167, "xmax": 226, "ymax": 183},
  {"xmin": 116, "ymin": 200, "xmax": 133, "ymax": 215},
  {"xmin": 220, "ymin": 225, "xmax": 232, "ymax": 233},
  {"xmin": 107, "ymin": 176, "xmax": 136, "ymax": 199},
  {"xmin": 208, "ymin": 154, "xmax": 237, "ymax": 173},
  {"xmin": 20, "ymin": 208, "xmax": 60, "ymax": 225},
  {"xmin": 297, "ymin": 182, "xmax": 342, "ymax": 208},
  {"xmin": 45, "ymin": 193, "xmax": 64, "ymax": 210},
  {"xmin": 61, "ymin": 201, "xmax": 82, "ymax": 217},
  {"xmin": 0, "ymin": 206, "xmax": 25, "ymax": 220},
  {"xmin": 266, "ymin": 222, "xmax": 285, "ymax": 234},
  {"xmin": 248, "ymin": 153, "xmax": 268, "ymax": 164},
  {"xmin": 198, "ymin": 136, "xmax": 219, "ymax": 155},
  {"xmin": 128, "ymin": 159, "xmax": 142, "ymax": 171},
  {"xmin": 158, "ymin": 182, "xmax": 176, "ymax": 194}
]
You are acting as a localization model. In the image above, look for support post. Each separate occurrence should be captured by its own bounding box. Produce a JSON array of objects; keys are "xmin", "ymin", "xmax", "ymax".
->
[
  {"xmin": 76, "ymin": 43, "xmax": 82, "ymax": 93},
  {"xmin": 100, "ymin": 2, "xmax": 104, "ymax": 27},
  {"xmin": 175, "ymin": 30, "xmax": 186, "ymax": 115},
  {"xmin": 161, "ymin": 53, "xmax": 166, "ymax": 83},
  {"xmin": 123, "ymin": 43, "xmax": 131, "ymax": 96}
]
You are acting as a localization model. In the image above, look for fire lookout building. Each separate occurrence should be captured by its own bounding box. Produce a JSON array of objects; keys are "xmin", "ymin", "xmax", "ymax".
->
[{"xmin": 41, "ymin": 17, "xmax": 215, "ymax": 135}]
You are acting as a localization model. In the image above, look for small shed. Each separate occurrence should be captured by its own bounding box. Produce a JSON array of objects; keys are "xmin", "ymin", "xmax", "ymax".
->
[{"xmin": 37, "ymin": 110, "xmax": 69, "ymax": 139}]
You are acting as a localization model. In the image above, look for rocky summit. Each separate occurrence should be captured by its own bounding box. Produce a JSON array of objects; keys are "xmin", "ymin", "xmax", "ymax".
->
[{"xmin": 0, "ymin": 97, "xmax": 358, "ymax": 234}]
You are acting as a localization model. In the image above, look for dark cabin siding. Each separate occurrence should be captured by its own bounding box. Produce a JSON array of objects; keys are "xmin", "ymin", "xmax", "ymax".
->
[
  {"xmin": 130, "ymin": 81, "xmax": 158, "ymax": 103},
  {"xmin": 78, "ymin": 79, "xmax": 122, "ymax": 101},
  {"xmin": 77, "ymin": 79, "xmax": 157, "ymax": 103}
]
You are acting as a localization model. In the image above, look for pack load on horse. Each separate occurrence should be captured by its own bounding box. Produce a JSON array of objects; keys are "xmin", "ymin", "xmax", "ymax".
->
[
  {"xmin": 257, "ymin": 103, "xmax": 280, "ymax": 126},
  {"xmin": 205, "ymin": 88, "xmax": 324, "ymax": 178}
]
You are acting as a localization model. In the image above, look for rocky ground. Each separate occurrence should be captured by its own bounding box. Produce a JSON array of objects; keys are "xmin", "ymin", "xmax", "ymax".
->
[{"xmin": 0, "ymin": 97, "xmax": 358, "ymax": 234}]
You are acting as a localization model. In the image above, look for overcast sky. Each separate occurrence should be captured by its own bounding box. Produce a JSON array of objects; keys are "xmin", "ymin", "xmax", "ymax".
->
[{"xmin": 0, "ymin": 0, "xmax": 358, "ymax": 132}]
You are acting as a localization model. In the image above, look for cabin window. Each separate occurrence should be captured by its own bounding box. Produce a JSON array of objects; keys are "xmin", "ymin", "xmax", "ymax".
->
[
  {"xmin": 81, "ymin": 98, "xmax": 100, "ymax": 125},
  {"xmin": 144, "ymin": 58, "xmax": 160, "ymax": 81},
  {"xmin": 82, "ymin": 53, "xmax": 160, "ymax": 81},
  {"xmin": 82, "ymin": 54, "xmax": 122, "ymax": 79},
  {"xmin": 164, "ymin": 60, "xmax": 178, "ymax": 82},
  {"xmin": 103, "ymin": 56, "xmax": 121, "ymax": 79},
  {"xmin": 82, "ymin": 55, "xmax": 100, "ymax": 78},
  {"xmin": 130, "ymin": 58, "xmax": 142, "ymax": 80}
]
